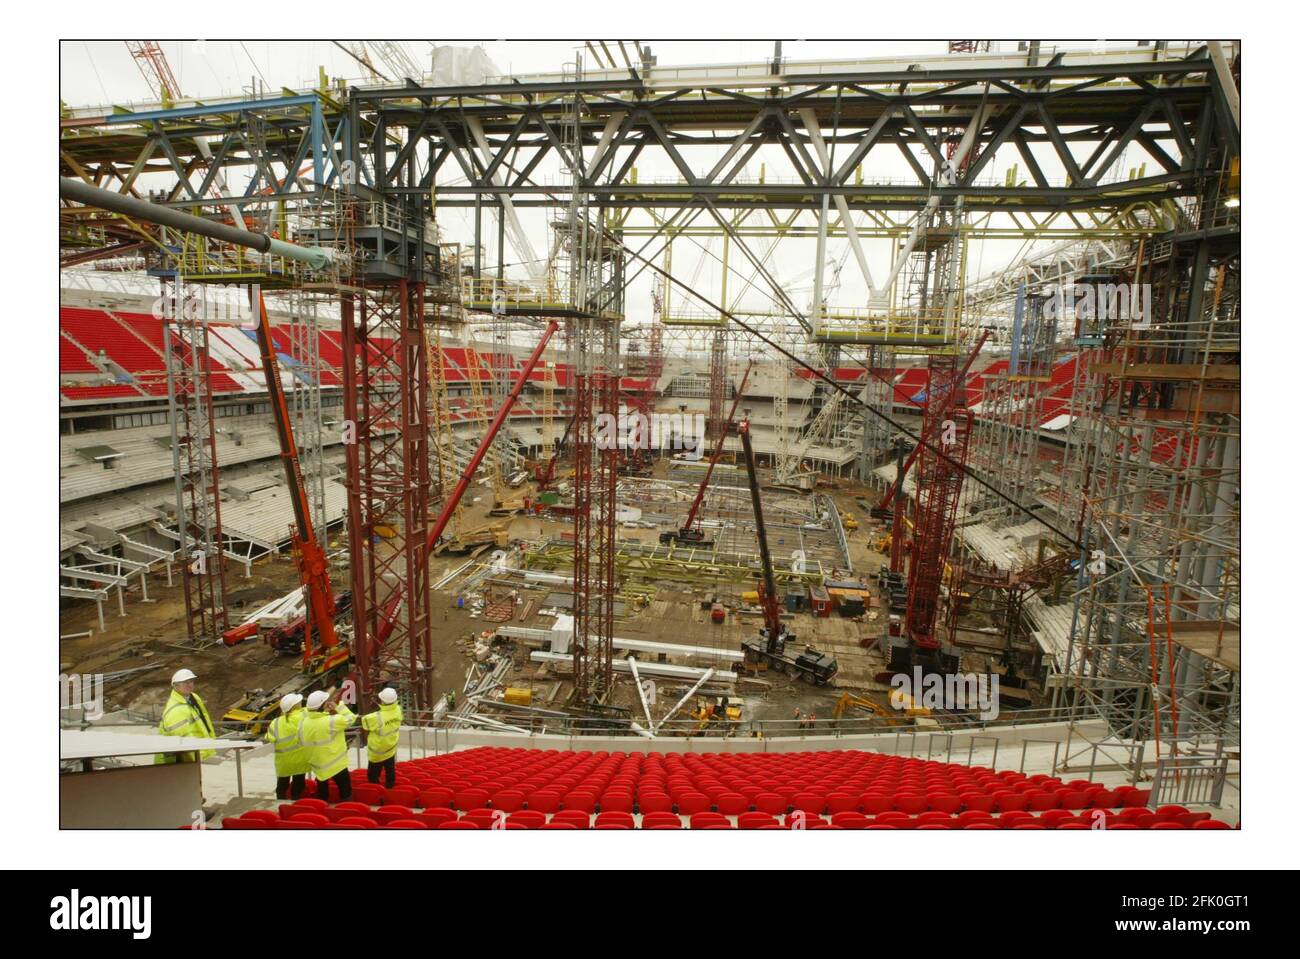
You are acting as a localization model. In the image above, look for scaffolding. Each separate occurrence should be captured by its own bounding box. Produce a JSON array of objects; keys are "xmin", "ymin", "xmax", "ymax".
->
[
  {"xmin": 1060, "ymin": 209, "xmax": 1240, "ymax": 780},
  {"xmin": 160, "ymin": 277, "xmax": 229, "ymax": 648},
  {"xmin": 561, "ymin": 58, "xmax": 624, "ymax": 703}
]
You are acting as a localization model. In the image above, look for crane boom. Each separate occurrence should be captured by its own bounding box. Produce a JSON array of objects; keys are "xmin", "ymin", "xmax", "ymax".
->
[
  {"xmin": 662, "ymin": 360, "xmax": 753, "ymax": 545},
  {"xmin": 737, "ymin": 419, "xmax": 784, "ymax": 650},
  {"xmin": 249, "ymin": 291, "xmax": 338, "ymax": 663}
]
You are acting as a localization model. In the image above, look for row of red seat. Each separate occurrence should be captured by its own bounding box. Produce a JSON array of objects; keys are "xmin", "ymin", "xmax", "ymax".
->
[
  {"xmin": 337, "ymin": 748, "xmax": 1152, "ymax": 816},
  {"xmin": 221, "ymin": 800, "xmax": 1232, "ymax": 831}
]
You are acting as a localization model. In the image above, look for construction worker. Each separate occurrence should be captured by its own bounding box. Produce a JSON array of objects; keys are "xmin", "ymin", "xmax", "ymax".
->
[
  {"xmin": 154, "ymin": 668, "xmax": 216, "ymax": 764},
  {"xmin": 265, "ymin": 693, "xmax": 310, "ymax": 800},
  {"xmin": 361, "ymin": 688, "xmax": 403, "ymax": 789},
  {"xmin": 300, "ymin": 690, "xmax": 356, "ymax": 803}
]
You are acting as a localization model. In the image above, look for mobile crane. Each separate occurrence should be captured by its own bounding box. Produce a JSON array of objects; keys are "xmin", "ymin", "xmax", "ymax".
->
[
  {"xmin": 221, "ymin": 291, "xmax": 352, "ymax": 732},
  {"xmin": 736, "ymin": 420, "xmax": 838, "ymax": 685},
  {"xmin": 659, "ymin": 360, "xmax": 753, "ymax": 547}
]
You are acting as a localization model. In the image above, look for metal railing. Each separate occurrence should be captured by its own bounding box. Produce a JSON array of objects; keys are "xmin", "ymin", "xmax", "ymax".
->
[{"xmin": 1150, "ymin": 749, "xmax": 1230, "ymax": 807}]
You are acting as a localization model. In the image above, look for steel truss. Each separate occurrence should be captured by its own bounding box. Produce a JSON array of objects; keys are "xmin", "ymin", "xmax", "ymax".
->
[{"xmin": 343, "ymin": 278, "xmax": 435, "ymax": 709}]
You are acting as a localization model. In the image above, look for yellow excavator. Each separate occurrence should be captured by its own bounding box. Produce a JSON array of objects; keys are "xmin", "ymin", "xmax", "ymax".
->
[{"xmin": 832, "ymin": 691, "xmax": 932, "ymax": 726}]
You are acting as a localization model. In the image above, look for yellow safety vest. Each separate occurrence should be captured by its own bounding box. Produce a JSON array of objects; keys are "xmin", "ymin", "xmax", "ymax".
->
[
  {"xmin": 361, "ymin": 702, "xmax": 403, "ymax": 763},
  {"xmin": 299, "ymin": 705, "xmax": 355, "ymax": 781},
  {"xmin": 264, "ymin": 707, "xmax": 311, "ymax": 777},
  {"xmin": 154, "ymin": 689, "xmax": 216, "ymax": 764}
]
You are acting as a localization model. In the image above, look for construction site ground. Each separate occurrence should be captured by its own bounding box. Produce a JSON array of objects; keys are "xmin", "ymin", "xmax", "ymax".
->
[{"xmin": 59, "ymin": 472, "xmax": 909, "ymax": 730}]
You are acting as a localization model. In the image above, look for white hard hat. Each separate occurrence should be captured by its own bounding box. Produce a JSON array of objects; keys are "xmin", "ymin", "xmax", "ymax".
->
[
  {"xmin": 280, "ymin": 693, "xmax": 304, "ymax": 713},
  {"xmin": 378, "ymin": 688, "xmax": 398, "ymax": 705},
  {"xmin": 306, "ymin": 690, "xmax": 330, "ymax": 710},
  {"xmin": 171, "ymin": 668, "xmax": 197, "ymax": 684}
]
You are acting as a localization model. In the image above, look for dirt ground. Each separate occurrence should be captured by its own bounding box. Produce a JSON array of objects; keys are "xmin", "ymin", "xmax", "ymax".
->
[{"xmin": 59, "ymin": 471, "xmax": 900, "ymax": 727}]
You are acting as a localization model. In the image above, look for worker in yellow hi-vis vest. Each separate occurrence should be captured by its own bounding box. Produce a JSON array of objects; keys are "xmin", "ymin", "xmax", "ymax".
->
[
  {"xmin": 154, "ymin": 668, "xmax": 216, "ymax": 764},
  {"xmin": 361, "ymin": 688, "xmax": 403, "ymax": 789},
  {"xmin": 300, "ymin": 689, "xmax": 356, "ymax": 803},
  {"xmin": 264, "ymin": 693, "xmax": 310, "ymax": 800}
]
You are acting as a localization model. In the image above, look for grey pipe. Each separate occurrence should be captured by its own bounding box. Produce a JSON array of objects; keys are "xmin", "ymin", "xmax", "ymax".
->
[{"xmin": 59, "ymin": 177, "xmax": 334, "ymax": 271}]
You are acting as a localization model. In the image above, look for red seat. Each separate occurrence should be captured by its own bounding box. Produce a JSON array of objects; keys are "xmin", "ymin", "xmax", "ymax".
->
[
  {"xmin": 418, "ymin": 808, "xmax": 457, "ymax": 829},
  {"xmin": 642, "ymin": 811, "xmax": 683, "ymax": 829},
  {"xmin": 328, "ymin": 801, "xmax": 373, "ymax": 823},
  {"xmin": 1039, "ymin": 810, "xmax": 1075, "ymax": 828},
  {"xmin": 595, "ymin": 811, "xmax": 636, "ymax": 829},
  {"xmin": 239, "ymin": 810, "xmax": 280, "ymax": 826},
  {"xmin": 383, "ymin": 819, "xmax": 428, "ymax": 829},
  {"xmin": 690, "ymin": 812, "xmax": 729, "ymax": 829},
  {"xmin": 927, "ymin": 794, "xmax": 963, "ymax": 814},
  {"xmin": 289, "ymin": 812, "xmax": 331, "ymax": 828},
  {"xmin": 491, "ymin": 789, "xmax": 526, "ymax": 813},
  {"xmin": 438, "ymin": 820, "xmax": 481, "ymax": 829},
  {"xmin": 677, "ymin": 792, "xmax": 711, "ymax": 815},
  {"xmin": 352, "ymin": 784, "xmax": 384, "ymax": 806},
  {"xmin": 275, "ymin": 820, "xmax": 315, "ymax": 829},
  {"xmin": 373, "ymin": 805, "xmax": 415, "ymax": 826},
  {"xmin": 1193, "ymin": 819, "xmax": 1232, "ymax": 830},
  {"xmin": 509, "ymin": 810, "xmax": 547, "ymax": 829},
  {"xmin": 1156, "ymin": 804, "xmax": 1191, "ymax": 819},
  {"xmin": 1025, "ymin": 790, "xmax": 1060, "ymax": 811},
  {"xmin": 600, "ymin": 792, "xmax": 634, "ymax": 814},
  {"xmin": 963, "ymin": 823, "xmax": 999, "ymax": 830},
  {"xmin": 716, "ymin": 792, "xmax": 749, "ymax": 816},
  {"xmin": 637, "ymin": 793, "xmax": 673, "ymax": 815},
  {"xmin": 541, "ymin": 822, "xmax": 577, "ymax": 829},
  {"xmin": 527, "ymin": 791, "xmax": 562, "ymax": 814},
  {"xmin": 1149, "ymin": 821, "xmax": 1186, "ymax": 830},
  {"xmin": 455, "ymin": 787, "xmax": 490, "ymax": 810},
  {"xmin": 385, "ymin": 786, "xmax": 419, "ymax": 807},
  {"xmin": 552, "ymin": 810, "xmax": 591, "ymax": 829},
  {"xmin": 994, "ymin": 792, "xmax": 1029, "ymax": 813},
  {"xmin": 830, "ymin": 812, "xmax": 869, "ymax": 829},
  {"xmin": 755, "ymin": 792, "xmax": 788, "ymax": 815},
  {"xmin": 464, "ymin": 808, "xmax": 508, "ymax": 829},
  {"xmin": 996, "ymin": 811, "xmax": 1034, "ymax": 828},
  {"xmin": 1057, "ymin": 789, "xmax": 1089, "ymax": 810},
  {"xmin": 222, "ymin": 816, "xmax": 268, "ymax": 829},
  {"xmin": 737, "ymin": 811, "xmax": 779, "ymax": 830},
  {"xmin": 791, "ymin": 791, "xmax": 827, "ymax": 815},
  {"xmin": 418, "ymin": 787, "xmax": 454, "ymax": 809},
  {"xmin": 894, "ymin": 795, "xmax": 927, "ymax": 815}
]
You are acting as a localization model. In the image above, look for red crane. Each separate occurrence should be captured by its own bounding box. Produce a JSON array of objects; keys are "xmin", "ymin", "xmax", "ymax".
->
[
  {"xmin": 659, "ymin": 360, "xmax": 753, "ymax": 547},
  {"xmin": 232, "ymin": 292, "xmax": 345, "ymax": 673},
  {"xmin": 888, "ymin": 336, "xmax": 985, "ymax": 676}
]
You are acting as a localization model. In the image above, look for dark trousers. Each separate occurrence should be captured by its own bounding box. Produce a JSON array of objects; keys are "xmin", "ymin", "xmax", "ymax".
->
[
  {"xmin": 315, "ymin": 769, "xmax": 352, "ymax": 803},
  {"xmin": 276, "ymin": 774, "xmax": 307, "ymax": 801},
  {"xmin": 367, "ymin": 756, "xmax": 396, "ymax": 789}
]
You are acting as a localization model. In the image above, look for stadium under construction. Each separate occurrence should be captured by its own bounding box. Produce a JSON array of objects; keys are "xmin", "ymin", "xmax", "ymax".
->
[{"xmin": 56, "ymin": 39, "xmax": 1240, "ymax": 833}]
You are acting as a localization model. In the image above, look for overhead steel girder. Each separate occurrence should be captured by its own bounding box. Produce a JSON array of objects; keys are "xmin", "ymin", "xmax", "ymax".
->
[{"xmin": 358, "ymin": 70, "xmax": 1223, "ymax": 215}]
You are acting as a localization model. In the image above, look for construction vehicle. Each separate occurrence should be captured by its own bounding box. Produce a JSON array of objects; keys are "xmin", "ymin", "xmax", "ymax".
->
[
  {"xmin": 434, "ymin": 522, "xmax": 509, "ymax": 556},
  {"xmin": 691, "ymin": 695, "xmax": 744, "ymax": 729},
  {"xmin": 660, "ymin": 361, "xmax": 753, "ymax": 547},
  {"xmin": 831, "ymin": 691, "xmax": 931, "ymax": 726},
  {"xmin": 735, "ymin": 419, "xmax": 839, "ymax": 686}
]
